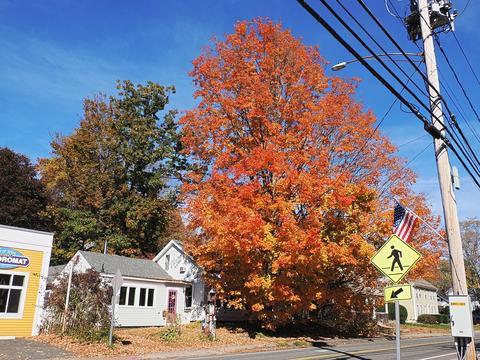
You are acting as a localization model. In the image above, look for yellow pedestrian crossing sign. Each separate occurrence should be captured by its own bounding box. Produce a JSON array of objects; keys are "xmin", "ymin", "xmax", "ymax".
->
[
  {"xmin": 384, "ymin": 284, "xmax": 412, "ymax": 302},
  {"xmin": 371, "ymin": 235, "xmax": 422, "ymax": 283}
]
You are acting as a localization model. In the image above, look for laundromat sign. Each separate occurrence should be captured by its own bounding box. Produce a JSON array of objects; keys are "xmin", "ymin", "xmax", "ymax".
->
[{"xmin": 0, "ymin": 247, "xmax": 30, "ymax": 269}]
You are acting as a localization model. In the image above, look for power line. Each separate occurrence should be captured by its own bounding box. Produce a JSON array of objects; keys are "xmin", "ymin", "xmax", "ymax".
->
[
  {"xmin": 386, "ymin": 1, "xmax": 480, "ymax": 152},
  {"xmin": 353, "ymin": 0, "xmax": 480, "ymax": 173},
  {"xmin": 296, "ymin": 0, "xmax": 480, "ymax": 190},
  {"xmin": 413, "ymin": 9, "xmax": 480, "ymax": 130},
  {"xmin": 451, "ymin": 32, "xmax": 480, "ymax": 87},
  {"xmin": 341, "ymin": 70, "xmax": 416, "ymax": 172},
  {"xmin": 397, "ymin": 134, "xmax": 429, "ymax": 148},
  {"xmin": 334, "ymin": 0, "xmax": 431, "ymax": 101},
  {"xmin": 432, "ymin": 34, "xmax": 480, "ymax": 127},
  {"xmin": 405, "ymin": 142, "xmax": 432, "ymax": 167},
  {"xmin": 325, "ymin": 0, "xmax": 480, "ymax": 176},
  {"xmin": 456, "ymin": 0, "xmax": 472, "ymax": 18},
  {"xmin": 385, "ymin": 0, "xmax": 402, "ymax": 20}
]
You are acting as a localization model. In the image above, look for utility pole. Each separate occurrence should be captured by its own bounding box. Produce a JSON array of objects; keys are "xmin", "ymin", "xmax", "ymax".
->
[{"xmin": 417, "ymin": 0, "xmax": 476, "ymax": 358}]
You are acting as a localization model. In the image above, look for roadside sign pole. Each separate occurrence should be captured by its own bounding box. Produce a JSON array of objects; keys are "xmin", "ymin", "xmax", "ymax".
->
[
  {"xmin": 109, "ymin": 269, "xmax": 123, "ymax": 347},
  {"xmin": 395, "ymin": 300, "xmax": 401, "ymax": 360},
  {"xmin": 109, "ymin": 292, "xmax": 115, "ymax": 346}
]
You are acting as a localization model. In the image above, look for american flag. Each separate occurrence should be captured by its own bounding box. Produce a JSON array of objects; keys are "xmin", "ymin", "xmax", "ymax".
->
[{"xmin": 393, "ymin": 201, "xmax": 418, "ymax": 242}]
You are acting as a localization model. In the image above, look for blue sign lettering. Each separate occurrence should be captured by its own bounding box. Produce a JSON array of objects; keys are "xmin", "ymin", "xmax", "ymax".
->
[{"xmin": 0, "ymin": 247, "xmax": 30, "ymax": 269}]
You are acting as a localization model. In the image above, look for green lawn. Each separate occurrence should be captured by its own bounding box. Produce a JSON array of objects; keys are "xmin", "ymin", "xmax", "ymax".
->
[{"xmin": 402, "ymin": 322, "xmax": 450, "ymax": 330}]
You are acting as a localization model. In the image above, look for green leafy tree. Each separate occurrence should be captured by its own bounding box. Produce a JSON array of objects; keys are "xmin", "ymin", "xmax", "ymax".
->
[
  {"xmin": 434, "ymin": 219, "xmax": 480, "ymax": 302},
  {"xmin": 460, "ymin": 218, "xmax": 480, "ymax": 302},
  {"xmin": 39, "ymin": 81, "xmax": 187, "ymax": 264},
  {"xmin": 0, "ymin": 148, "xmax": 49, "ymax": 230}
]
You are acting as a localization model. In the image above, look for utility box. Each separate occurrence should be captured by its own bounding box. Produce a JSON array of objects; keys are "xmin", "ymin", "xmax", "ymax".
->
[{"xmin": 449, "ymin": 295, "xmax": 474, "ymax": 338}]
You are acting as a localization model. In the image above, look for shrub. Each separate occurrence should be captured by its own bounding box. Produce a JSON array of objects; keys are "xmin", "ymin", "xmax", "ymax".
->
[
  {"xmin": 160, "ymin": 327, "xmax": 180, "ymax": 341},
  {"xmin": 159, "ymin": 312, "xmax": 181, "ymax": 341},
  {"xmin": 417, "ymin": 314, "xmax": 438, "ymax": 324},
  {"xmin": 417, "ymin": 314, "xmax": 449, "ymax": 324},
  {"xmin": 387, "ymin": 303, "xmax": 408, "ymax": 324},
  {"xmin": 42, "ymin": 268, "xmax": 112, "ymax": 342},
  {"xmin": 439, "ymin": 314, "xmax": 450, "ymax": 324},
  {"xmin": 439, "ymin": 306, "xmax": 450, "ymax": 316}
]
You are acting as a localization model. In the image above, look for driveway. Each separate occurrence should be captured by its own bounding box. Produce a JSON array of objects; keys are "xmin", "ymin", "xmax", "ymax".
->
[{"xmin": 0, "ymin": 338, "xmax": 73, "ymax": 360}]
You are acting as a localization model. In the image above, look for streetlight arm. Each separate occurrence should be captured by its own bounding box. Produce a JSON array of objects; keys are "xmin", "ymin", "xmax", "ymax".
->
[{"xmin": 331, "ymin": 52, "xmax": 423, "ymax": 71}]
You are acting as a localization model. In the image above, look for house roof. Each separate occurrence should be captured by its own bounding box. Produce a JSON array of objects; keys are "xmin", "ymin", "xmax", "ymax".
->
[
  {"xmin": 410, "ymin": 279, "xmax": 437, "ymax": 291},
  {"xmin": 48, "ymin": 264, "xmax": 65, "ymax": 283},
  {"xmin": 78, "ymin": 251, "xmax": 174, "ymax": 281},
  {"xmin": 153, "ymin": 239, "xmax": 185, "ymax": 262}
]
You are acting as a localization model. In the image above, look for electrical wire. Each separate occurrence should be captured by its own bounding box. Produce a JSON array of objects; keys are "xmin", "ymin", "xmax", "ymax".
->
[
  {"xmin": 414, "ymin": 9, "xmax": 480, "ymax": 129},
  {"xmin": 386, "ymin": 1, "xmax": 480, "ymax": 152},
  {"xmin": 397, "ymin": 134, "xmax": 429, "ymax": 148},
  {"xmin": 296, "ymin": 0, "xmax": 480, "ymax": 190},
  {"xmin": 385, "ymin": 0, "xmax": 402, "ymax": 19},
  {"xmin": 432, "ymin": 34, "xmax": 480, "ymax": 127},
  {"xmin": 353, "ymin": 0, "xmax": 480, "ymax": 172},
  {"xmin": 456, "ymin": 0, "xmax": 472, "ymax": 18},
  {"xmin": 323, "ymin": 0, "xmax": 480, "ymax": 178},
  {"xmin": 334, "ymin": 0, "xmax": 431, "ymax": 101},
  {"xmin": 341, "ymin": 70, "xmax": 416, "ymax": 172},
  {"xmin": 353, "ymin": 0, "xmax": 480, "ymax": 173},
  {"xmin": 405, "ymin": 141, "xmax": 431, "ymax": 167},
  {"xmin": 452, "ymin": 32, "xmax": 480, "ymax": 87},
  {"xmin": 440, "ymin": 79, "xmax": 480, "ymax": 146}
]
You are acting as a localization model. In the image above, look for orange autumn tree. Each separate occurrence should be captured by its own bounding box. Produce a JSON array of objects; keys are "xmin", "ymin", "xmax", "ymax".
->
[{"xmin": 181, "ymin": 19, "xmax": 442, "ymax": 331}]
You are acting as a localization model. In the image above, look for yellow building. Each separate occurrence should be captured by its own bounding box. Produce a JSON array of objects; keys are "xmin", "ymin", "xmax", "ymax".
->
[{"xmin": 0, "ymin": 224, "xmax": 53, "ymax": 338}]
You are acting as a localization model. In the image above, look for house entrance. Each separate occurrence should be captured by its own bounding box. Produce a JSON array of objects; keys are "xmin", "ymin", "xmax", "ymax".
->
[{"xmin": 167, "ymin": 290, "xmax": 177, "ymax": 314}]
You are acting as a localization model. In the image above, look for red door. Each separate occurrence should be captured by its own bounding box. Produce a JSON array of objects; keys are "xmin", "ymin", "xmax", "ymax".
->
[{"xmin": 167, "ymin": 290, "xmax": 177, "ymax": 314}]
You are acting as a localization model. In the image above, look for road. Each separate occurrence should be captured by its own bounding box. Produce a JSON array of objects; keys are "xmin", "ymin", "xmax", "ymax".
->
[{"xmin": 182, "ymin": 335, "xmax": 472, "ymax": 360}]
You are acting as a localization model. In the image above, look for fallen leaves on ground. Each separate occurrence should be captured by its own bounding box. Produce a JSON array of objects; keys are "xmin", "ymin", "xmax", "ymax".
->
[
  {"xmin": 33, "ymin": 323, "xmax": 312, "ymax": 358},
  {"xmin": 32, "ymin": 322, "xmax": 449, "ymax": 358}
]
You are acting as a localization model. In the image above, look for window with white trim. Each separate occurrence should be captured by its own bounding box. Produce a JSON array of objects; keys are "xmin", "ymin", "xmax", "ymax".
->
[
  {"xmin": 185, "ymin": 285, "xmax": 193, "ymax": 308},
  {"xmin": 0, "ymin": 272, "xmax": 27, "ymax": 316},
  {"xmin": 165, "ymin": 255, "xmax": 170, "ymax": 271},
  {"xmin": 139, "ymin": 288, "xmax": 155, "ymax": 307},
  {"xmin": 119, "ymin": 286, "xmax": 137, "ymax": 306},
  {"xmin": 147, "ymin": 288, "xmax": 154, "ymax": 307}
]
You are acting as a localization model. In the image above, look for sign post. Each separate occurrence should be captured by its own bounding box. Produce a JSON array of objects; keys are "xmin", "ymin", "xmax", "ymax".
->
[
  {"xmin": 371, "ymin": 235, "xmax": 423, "ymax": 360},
  {"xmin": 395, "ymin": 300, "xmax": 401, "ymax": 360},
  {"xmin": 109, "ymin": 269, "xmax": 123, "ymax": 346}
]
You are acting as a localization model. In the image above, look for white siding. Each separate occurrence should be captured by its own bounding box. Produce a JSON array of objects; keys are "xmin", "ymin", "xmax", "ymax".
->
[
  {"xmin": 155, "ymin": 241, "xmax": 206, "ymax": 322},
  {"xmin": 114, "ymin": 278, "xmax": 167, "ymax": 327},
  {"xmin": 109, "ymin": 277, "xmax": 191, "ymax": 327}
]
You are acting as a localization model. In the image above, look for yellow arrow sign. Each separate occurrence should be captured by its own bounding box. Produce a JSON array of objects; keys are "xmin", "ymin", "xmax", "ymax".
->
[
  {"xmin": 371, "ymin": 235, "xmax": 422, "ymax": 283},
  {"xmin": 384, "ymin": 284, "xmax": 412, "ymax": 302}
]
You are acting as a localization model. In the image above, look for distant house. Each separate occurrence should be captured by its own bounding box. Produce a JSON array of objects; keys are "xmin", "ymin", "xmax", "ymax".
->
[
  {"xmin": 397, "ymin": 279, "xmax": 439, "ymax": 322},
  {"xmin": 49, "ymin": 240, "xmax": 206, "ymax": 327}
]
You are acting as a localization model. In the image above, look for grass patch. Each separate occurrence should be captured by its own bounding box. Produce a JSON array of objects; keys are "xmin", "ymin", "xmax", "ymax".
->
[
  {"xmin": 402, "ymin": 322, "xmax": 450, "ymax": 330},
  {"xmin": 292, "ymin": 340, "xmax": 311, "ymax": 347}
]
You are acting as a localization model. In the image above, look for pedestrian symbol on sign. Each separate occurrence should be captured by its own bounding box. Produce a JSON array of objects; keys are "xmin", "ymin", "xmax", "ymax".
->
[{"xmin": 388, "ymin": 246, "xmax": 403, "ymax": 271}]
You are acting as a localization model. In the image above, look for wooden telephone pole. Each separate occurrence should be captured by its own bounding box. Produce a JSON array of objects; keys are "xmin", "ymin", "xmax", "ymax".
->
[{"xmin": 417, "ymin": 0, "xmax": 476, "ymax": 358}]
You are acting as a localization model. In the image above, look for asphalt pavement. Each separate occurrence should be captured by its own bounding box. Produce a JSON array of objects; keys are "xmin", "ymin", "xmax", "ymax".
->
[
  {"xmin": 0, "ymin": 338, "xmax": 73, "ymax": 360},
  {"xmin": 181, "ymin": 335, "xmax": 470, "ymax": 360}
]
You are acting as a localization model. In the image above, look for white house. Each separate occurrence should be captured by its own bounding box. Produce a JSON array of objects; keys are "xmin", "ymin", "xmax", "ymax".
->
[
  {"xmin": 153, "ymin": 240, "xmax": 205, "ymax": 323},
  {"xmin": 50, "ymin": 240, "xmax": 206, "ymax": 327},
  {"xmin": 396, "ymin": 279, "xmax": 439, "ymax": 322}
]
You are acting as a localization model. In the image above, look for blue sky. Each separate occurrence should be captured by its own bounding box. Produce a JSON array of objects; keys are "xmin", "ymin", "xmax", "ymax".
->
[{"xmin": 0, "ymin": 0, "xmax": 478, "ymax": 220}]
